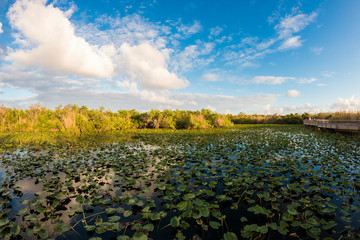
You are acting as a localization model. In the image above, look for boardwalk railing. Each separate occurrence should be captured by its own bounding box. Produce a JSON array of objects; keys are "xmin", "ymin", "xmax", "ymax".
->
[{"xmin": 303, "ymin": 119, "xmax": 360, "ymax": 132}]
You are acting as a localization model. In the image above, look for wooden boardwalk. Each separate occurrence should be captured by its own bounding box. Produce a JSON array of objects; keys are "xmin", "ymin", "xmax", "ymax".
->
[{"xmin": 303, "ymin": 119, "xmax": 360, "ymax": 132}]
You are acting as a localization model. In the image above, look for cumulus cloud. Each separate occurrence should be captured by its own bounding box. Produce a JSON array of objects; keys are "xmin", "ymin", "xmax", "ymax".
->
[
  {"xmin": 250, "ymin": 76, "xmax": 294, "ymax": 85},
  {"xmin": 260, "ymin": 103, "xmax": 327, "ymax": 115},
  {"xmin": 275, "ymin": 12, "xmax": 317, "ymax": 38},
  {"xmin": 332, "ymin": 96, "xmax": 360, "ymax": 111},
  {"xmin": 7, "ymin": 0, "xmax": 114, "ymax": 78},
  {"xmin": 0, "ymin": 22, "xmax": 3, "ymax": 33},
  {"xmin": 119, "ymin": 42, "xmax": 189, "ymax": 90},
  {"xmin": 286, "ymin": 89, "xmax": 300, "ymax": 97},
  {"xmin": 0, "ymin": 83, "xmax": 279, "ymax": 113},
  {"xmin": 279, "ymin": 36, "xmax": 303, "ymax": 50}
]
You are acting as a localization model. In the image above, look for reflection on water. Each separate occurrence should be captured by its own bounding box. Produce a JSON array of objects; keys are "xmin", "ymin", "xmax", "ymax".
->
[
  {"xmin": 0, "ymin": 144, "xmax": 168, "ymax": 239},
  {"xmin": 1, "ymin": 130, "xmax": 360, "ymax": 240}
]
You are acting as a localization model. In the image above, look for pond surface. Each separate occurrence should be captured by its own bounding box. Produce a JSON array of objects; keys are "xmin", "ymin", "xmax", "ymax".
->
[{"xmin": 0, "ymin": 125, "xmax": 360, "ymax": 240}]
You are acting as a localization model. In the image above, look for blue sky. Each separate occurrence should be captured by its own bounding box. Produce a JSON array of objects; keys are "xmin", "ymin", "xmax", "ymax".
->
[{"xmin": 0, "ymin": 0, "xmax": 359, "ymax": 114}]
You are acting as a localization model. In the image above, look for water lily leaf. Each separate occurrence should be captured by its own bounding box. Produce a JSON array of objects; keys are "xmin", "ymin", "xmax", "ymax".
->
[
  {"xmin": 150, "ymin": 212, "xmax": 161, "ymax": 221},
  {"xmin": 51, "ymin": 199, "xmax": 61, "ymax": 208},
  {"xmin": 170, "ymin": 216, "xmax": 181, "ymax": 227},
  {"xmin": 38, "ymin": 229, "xmax": 49, "ymax": 239},
  {"xmin": 308, "ymin": 218, "xmax": 320, "ymax": 226},
  {"xmin": 268, "ymin": 223, "xmax": 278, "ymax": 230},
  {"xmin": 117, "ymin": 236, "xmax": 130, "ymax": 240},
  {"xmin": 199, "ymin": 207, "xmax": 209, "ymax": 217},
  {"xmin": 54, "ymin": 221, "xmax": 70, "ymax": 233},
  {"xmin": 340, "ymin": 216, "xmax": 352, "ymax": 223},
  {"xmin": 132, "ymin": 232, "xmax": 148, "ymax": 240},
  {"xmin": 10, "ymin": 224, "xmax": 21, "ymax": 235},
  {"xmin": 76, "ymin": 195, "xmax": 84, "ymax": 203},
  {"xmin": 223, "ymin": 232, "xmax": 238, "ymax": 240},
  {"xmin": 177, "ymin": 185, "xmax": 186, "ymax": 191},
  {"xmin": 308, "ymin": 227, "xmax": 321, "ymax": 239},
  {"xmin": 212, "ymin": 211, "xmax": 221, "ymax": 219},
  {"xmin": 124, "ymin": 210, "xmax": 133, "ymax": 217},
  {"xmin": 282, "ymin": 213, "xmax": 293, "ymax": 222},
  {"xmin": 256, "ymin": 225, "xmax": 268, "ymax": 234},
  {"xmin": 323, "ymin": 221, "xmax": 337, "ymax": 230},
  {"xmin": 108, "ymin": 215, "xmax": 121, "ymax": 222},
  {"xmin": 24, "ymin": 214, "xmax": 40, "ymax": 221},
  {"xmin": 17, "ymin": 208, "xmax": 27, "ymax": 215},
  {"xmin": 106, "ymin": 207, "xmax": 117, "ymax": 215},
  {"xmin": 0, "ymin": 218, "xmax": 10, "ymax": 226},
  {"xmin": 95, "ymin": 217, "xmax": 103, "ymax": 226},
  {"xmin": 89, "ymin": 237, "xmax": 102, "ymax": 240},
  {"xmin": 277, "ymin": 227, "xmax": 288, "ymax": 235},
  {"xmin": 96, "ymin": 226, "xmax": 107, "ymax": 234},
  {"xmin": 35, "ymin": 205, "xmax": 46, "ymax": 213},
  {"xmin": 209, "ymin": 221, "xmax": 220, "ymax": 229},
  {"xmin": 177, "ymin": 201, "xmax": 188, "ymax": 211},
  {"xmin": 184, "ymin": 193, "xmax": 195, "ymax": 200},
  {"xmin": 143, "ymin": 223, "xmax": 154, "ymax": 232},
  {"xmin": 287, "ymin": 208, "xmax": 298, "ymax": 215},
  {"xmin": 102, "ymin": 199, "xmax": 112, "ymax": 205}
]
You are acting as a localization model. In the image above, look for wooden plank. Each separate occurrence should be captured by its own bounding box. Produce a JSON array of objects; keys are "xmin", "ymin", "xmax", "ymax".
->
[{"xmin": 303, "ymin": 119, "xmax": 360, "ymax": 132}]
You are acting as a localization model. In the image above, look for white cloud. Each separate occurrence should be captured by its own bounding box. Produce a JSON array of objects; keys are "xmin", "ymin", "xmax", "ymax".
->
[
  {"xmin": 202, "ymin": 73, "xmax": 219, "ymax": 82},
  {"xmin": 7, "ymin": 0, "xmax": 114, "ymax": 78},
  {"xmin": 176, "ymin": 20, "xmax": 202, "ymax": 38},
  {"xmin": 256, "ymin": 39, "xmax": 276, "ymax": 50},
  {"xmin": 321, "ymin": 71, "xmax": 334, "ymax": 78},
  {"xmin": 206, "ymin": 105, "xmax": 216, "ymax": 112},
  {"xmin": 81, "ymin": 13, "xmax": 170, "ymax": 49},
  {"xmin": 0, "ymin": 83, "xmax": 279, "ymax": 113},
  {"xmin": 297, "ymin": 77, "xmax": 317, "ymax": 84},
  {"xmin": 119, "ymin": 42, "xmax": 189, "ymax": 90},
  {"xmin": 172, "ymin": 41, "xmax": 215, "ymax": 72},
  {"xmin": 0, "ymin": 22, "xmax": 3, "ymax": 33},
  {"xmin": 279, "ymin": 36, "xmax": 303, "ymax": 50},
  {"xmin": 0, "ymin": 63, "xmax": 102, "ymax": 91},
  {"xmin": 332, "ymin": 96, "xmax": 360, "ymax": 112},
  {"xmin": 222, "ymin": 11, "xmax": 317, "ymax": 66},
  {"xmin": 275, "ymin": 12, "xmax": 317, "ymax": 38},
  {"xmin": 310, "ymin": 46, "xmax": 323, "ymax": 55},
  {"xmin": 259, "ymin": 103, "xmax": 326, "ymax": 115},
  {"xmin": 209, "ymin": 26, "xmax": 223, "ymax": 37},
  {"xmin": 250, "ymin": 76, "xmax": 294, "ymax": 85},
  {"xmin": 138, "ymin": 90, "xmax": 183, "ymax": 106},
  {"xmin": 286, "ymin": 89, "xmax": 300, "ymax": 97}
]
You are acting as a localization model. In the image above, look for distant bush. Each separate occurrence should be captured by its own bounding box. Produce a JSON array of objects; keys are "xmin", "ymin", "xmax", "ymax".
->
[
  {"xmin": 0, "ymin": 105, "xmax": 234, "ymax": 133},
  {"xmin": 230, "ymin": 113, "xmax": 303, "ymax": 124},
  {"xmin": 1, "ymin": 104, "xmax": 357, "ymax": 133}
]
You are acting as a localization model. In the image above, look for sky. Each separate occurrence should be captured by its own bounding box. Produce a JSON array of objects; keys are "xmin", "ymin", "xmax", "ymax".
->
[{"xmin": 0, "ymin": 0, "xmax": 359, "ymax": 114}]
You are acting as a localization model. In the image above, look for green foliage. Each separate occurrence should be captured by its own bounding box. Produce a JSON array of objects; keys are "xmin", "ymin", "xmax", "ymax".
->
[
  {"xmin": 1, "ymin": 104, "xmax": 359, "ymax": 133},
  {"xmin": 0, "ymin": 105, "xmax": 235, "ymax": 132}
]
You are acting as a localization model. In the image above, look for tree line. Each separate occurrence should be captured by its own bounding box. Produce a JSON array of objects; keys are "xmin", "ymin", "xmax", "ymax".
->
[{"xmin": 0, "ymin": 104, "xmax": 358, "ymax": 133}]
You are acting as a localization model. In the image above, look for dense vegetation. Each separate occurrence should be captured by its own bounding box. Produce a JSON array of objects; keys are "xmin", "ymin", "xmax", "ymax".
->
[
  {"xmin": 1, "ymin": 104, "xmax": 359, "ymax": 133},
  {"xmin": 0, "ymin": 125, "xmax": 359, "ymax": 240},
  {"xmin": 0, "ymin": 104, "xmax": 234, "ymax": 133}
]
